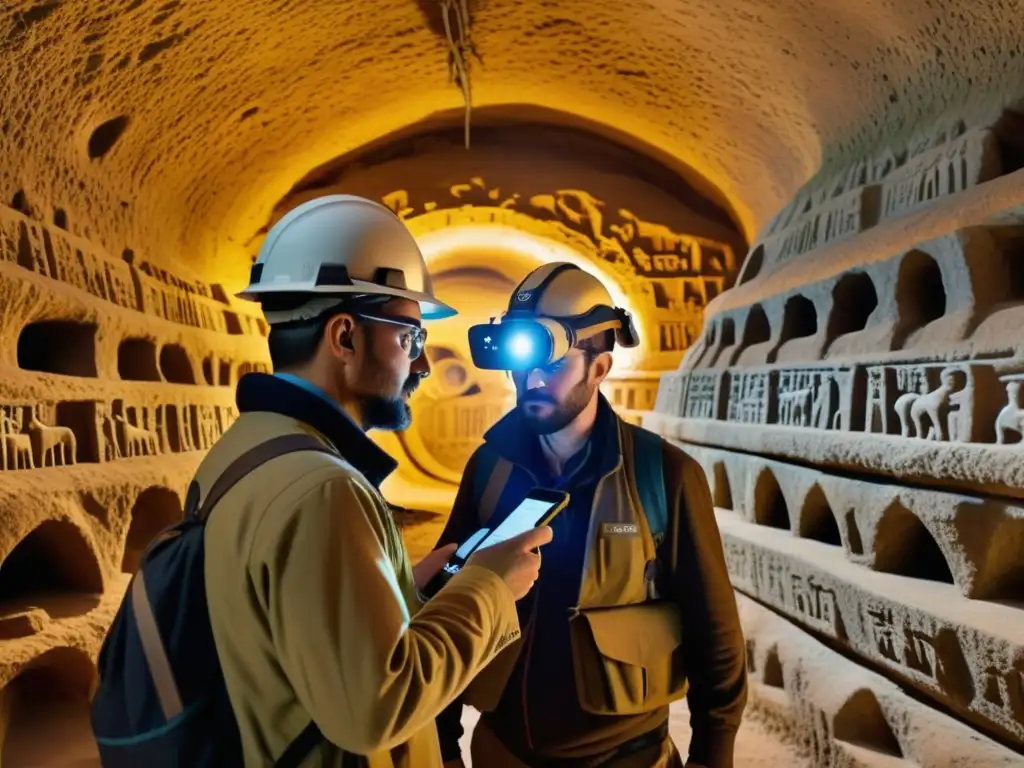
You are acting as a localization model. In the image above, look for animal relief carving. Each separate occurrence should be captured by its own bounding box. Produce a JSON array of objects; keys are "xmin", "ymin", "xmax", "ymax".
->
[
  {"xmin": 27, "ymin": 407, "xmax": 76, "ymax": 467},
  {"xmin": 893, "ymin": 366, "xmax": 971, "ymax": 442},
  {"xmin": 0, "ymin": 407, "xmax": 34, "ymax": 470}
]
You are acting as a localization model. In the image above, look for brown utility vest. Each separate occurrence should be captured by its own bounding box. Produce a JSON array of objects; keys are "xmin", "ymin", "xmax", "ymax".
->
[{"xmin": 461, "ymin": 417, "xmax": 689, "ymax": 717}]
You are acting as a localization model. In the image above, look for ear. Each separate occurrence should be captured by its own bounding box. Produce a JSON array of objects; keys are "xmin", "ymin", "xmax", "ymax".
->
[
  {"xmin": 324, "ymin": 313, "xmax": 357, "ymax": 360},
  {"xmin": 590, "ymin": 351, "xmax": 613, "ymax": 386}
]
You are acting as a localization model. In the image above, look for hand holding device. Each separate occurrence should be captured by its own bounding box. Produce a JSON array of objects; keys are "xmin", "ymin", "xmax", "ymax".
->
[
  {"xmin": 423, "ymin": 488, "xmax": 568, "ymax": 598},
  {"xmin": 412, "ymin": 542, "xmax": 458, "ymax": 592},
  {"xmin": 468, "ymin": 526, "xmax": 553, "ymax": 600}
]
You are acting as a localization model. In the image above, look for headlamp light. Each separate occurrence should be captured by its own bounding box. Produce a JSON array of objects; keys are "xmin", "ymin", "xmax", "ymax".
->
[{"xmin": 467, "ymin": 317, "xmax": 572, "ymax": 371}]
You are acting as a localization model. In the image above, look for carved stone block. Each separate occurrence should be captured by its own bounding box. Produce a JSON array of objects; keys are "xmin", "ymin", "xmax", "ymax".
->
[
  {"xmin": 776, "ymin": 366, "xmax": 863, "ymax": 432},
  {"xmin": 682, "ymin": 370, "xmax": 724, "ymax": 420},
  {"xmin": 864, "ymin": 362, "xmax": 1001, "ymax": 443},
  {"xmin": 725, "ymin": 370, "xmax": 776, "ymax": 425},
  {"xmin": 879, "ymin": 130, "xmax": 1002, "ymax": 220},
  {"xmin": 762, "ymin": 185, "xmax": 883, "ymax": 267}
]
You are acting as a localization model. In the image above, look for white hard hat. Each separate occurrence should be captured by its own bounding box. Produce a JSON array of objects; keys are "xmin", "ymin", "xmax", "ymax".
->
[{"xmin": 237, "ymin": 195, "xmax": 456, "ymax": 322}]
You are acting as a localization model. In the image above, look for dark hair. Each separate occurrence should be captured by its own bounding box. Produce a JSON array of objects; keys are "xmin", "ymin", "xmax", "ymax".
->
[{"xmin": 263, "ymin": 293, "xmax": 387, "ymax": 371}]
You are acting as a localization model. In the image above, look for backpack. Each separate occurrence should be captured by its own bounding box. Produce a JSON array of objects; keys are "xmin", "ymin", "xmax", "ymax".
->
[
  {"xmin": 91, "ymin": 433, "xmax": 337, "ymax": 768},
  {"xmin": 472, "ymin": 421, "xmax": 668, "ymax": 540}
]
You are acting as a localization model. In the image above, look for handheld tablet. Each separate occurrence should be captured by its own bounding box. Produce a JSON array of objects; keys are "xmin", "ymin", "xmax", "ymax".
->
[{"xmin": 423, "ymin": 488, "xmax": 569, "ymax": 597}]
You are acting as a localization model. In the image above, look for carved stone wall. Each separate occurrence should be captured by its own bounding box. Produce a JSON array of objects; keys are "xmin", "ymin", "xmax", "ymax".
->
[
  {"xmin": 647, "ymin": 104, "xmax": 1024, "ymax": 761},
  {"xmin": 0, "ymin": 204, "xmax": 269, "ymax": 764}
]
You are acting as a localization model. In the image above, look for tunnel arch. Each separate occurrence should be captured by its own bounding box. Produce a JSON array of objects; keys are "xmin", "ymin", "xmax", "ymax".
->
[
  {"xmin": 0, "ymin": 519, "xmax": 105, "ymax": 613},
  {"xmin": 158, "ymin": 343, "xmax": 196, "ymax": 384},
  {"xmin": 117, "ymin": 338, "xmax": 160, "ymax": 382},
  {"xmin": 712, "ymin": 461, "xmax": 734, "ymax": 510},
  {"xmin": 799, "ymin": 484, "xmax": 842, "ymax": 545},
  {"xmin": 872, "ymin": 500, "xmax": 955, "ymax": 584},
  {"xmin": 121, "ymin": 487, "xmax": 185, "ymax": 574},
  {"xmin": 825, "ymin": 272, "xmax": 879, "ymax": 350},
  {"xmin": 0, "ymin": 646, "xmax": 98, "ymax": 767},
  {"xmin": 753, "ymin": 468, "xmax": 792, "ymax": 531},
  {"xmin": 892, "ymin": 249, "xmax": 947, "ymax": 348},
  {"xmin": 17, "ymin": 320, "xmax": 98, "ymax": 378}
]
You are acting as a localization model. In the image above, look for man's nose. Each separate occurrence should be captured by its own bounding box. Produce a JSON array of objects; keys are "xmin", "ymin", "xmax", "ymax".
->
[
  {"xmin": 412, "ymin": 352, "xmax": 430, "ymax": 377},
  {"xmin": 526, "ymin": 368, "xmax": 546, "ymax": 390}
]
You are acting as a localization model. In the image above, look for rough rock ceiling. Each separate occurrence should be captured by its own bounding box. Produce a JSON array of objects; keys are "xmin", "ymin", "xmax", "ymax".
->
[{"xmin": 2, "ymin": 0, "xmax": 1023, "ymax": 286}]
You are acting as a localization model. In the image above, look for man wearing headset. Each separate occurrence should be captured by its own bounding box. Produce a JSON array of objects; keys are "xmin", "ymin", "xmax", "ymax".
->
[{"xmin": 432, "ymin": 263, "xmax": 747, "ymax": 768}]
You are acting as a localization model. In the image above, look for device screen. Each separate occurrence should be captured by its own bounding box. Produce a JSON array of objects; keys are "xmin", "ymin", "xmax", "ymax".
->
[
  {"xmin": 472, "ymin": 496, "xmax": 561, "ymax": 553},
  {"xmin": 434, "ymin": 489, "xmax": 568, "ymax": 586}
]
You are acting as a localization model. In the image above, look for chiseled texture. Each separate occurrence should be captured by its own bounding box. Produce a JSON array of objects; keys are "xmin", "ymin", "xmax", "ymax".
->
[{"xmin": 2, "ymin": 0, "xmax": 1023, "ymax": 285}]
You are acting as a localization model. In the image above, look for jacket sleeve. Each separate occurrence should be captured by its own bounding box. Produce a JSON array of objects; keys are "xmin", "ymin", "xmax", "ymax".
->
[
  {"xmin": 663, "ymin": 448, "xmax": 748, "ymax": 768},
  {"xmin": 249, "ymin": 465, "xmax": 521, "ymax": 755},
  {"xmin": 432, "ymin": 449, "xmax": 486, "ymax": 761}
]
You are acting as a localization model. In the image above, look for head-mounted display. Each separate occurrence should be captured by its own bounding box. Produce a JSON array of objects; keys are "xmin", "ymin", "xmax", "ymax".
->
[{"xmin": 468, "ymin": 305, "xmax": 638, "ymax": 372}]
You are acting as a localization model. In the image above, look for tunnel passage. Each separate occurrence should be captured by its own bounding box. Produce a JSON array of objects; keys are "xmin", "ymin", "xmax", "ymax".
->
[
  {"xmin": 0, "ymin": 520, "xmax": 104, "ymax": 617},
  {"xmin": 17, "ymin": 320, "xmax": 98, "ymax": 377}
]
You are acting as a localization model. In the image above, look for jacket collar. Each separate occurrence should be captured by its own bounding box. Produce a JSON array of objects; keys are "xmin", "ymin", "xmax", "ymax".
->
[
  {"xmin": 483, "ymin": 392, "xmax": 622, "ymax": 476},
  {"xmin": 235, "ymin": 372, "xmax": 398, "ymax": 488}
]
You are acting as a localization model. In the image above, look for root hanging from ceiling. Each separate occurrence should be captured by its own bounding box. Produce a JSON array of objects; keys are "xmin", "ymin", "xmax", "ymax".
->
[{"xmin": 441, "ymin": 0, "xmax": 478, "ymax": 149}]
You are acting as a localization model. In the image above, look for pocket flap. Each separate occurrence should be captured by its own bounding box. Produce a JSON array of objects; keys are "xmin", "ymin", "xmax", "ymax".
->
[{"xmin": 578, "ymin": 602, "xmax": 682, "ymax": 667}]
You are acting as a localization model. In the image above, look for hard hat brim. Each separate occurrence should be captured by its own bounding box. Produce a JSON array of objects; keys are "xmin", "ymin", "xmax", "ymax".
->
[{"xmin": 235, "ymin": 279, "xmax": 457, "ymax": 321}]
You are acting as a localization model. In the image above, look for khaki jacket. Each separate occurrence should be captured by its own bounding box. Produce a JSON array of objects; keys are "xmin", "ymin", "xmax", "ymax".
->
[{"xmin": 201, "ymin": 373, "xmax": 521, "ymax": 767}]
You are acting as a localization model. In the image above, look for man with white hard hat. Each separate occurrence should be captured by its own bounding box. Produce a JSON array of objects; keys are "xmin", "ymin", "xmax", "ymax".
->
[{"xmin": 199, "ymin": 195, "xmax": 553, "ymax": 766}]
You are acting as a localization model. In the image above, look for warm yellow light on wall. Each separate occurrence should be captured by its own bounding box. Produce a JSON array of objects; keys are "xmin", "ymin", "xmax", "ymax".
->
[{"xmin": 416, "ymin": 224, "xmax": 642, "ymax": 369}]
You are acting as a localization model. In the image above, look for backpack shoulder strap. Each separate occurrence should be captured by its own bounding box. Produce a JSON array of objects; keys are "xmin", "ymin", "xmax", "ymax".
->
[
  {"xmin": 472, "ymin": 443, "xmax": 514, "ymax": 526},
  {"xmin": 628, "ymin": 424, "xmax": 668, "ymax": 539},
  {"xmin": 196, "ymin": 433, "xmax": 338, "ymax": 521}
]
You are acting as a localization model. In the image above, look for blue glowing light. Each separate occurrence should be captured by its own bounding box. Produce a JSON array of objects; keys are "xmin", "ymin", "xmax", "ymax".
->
[{"xmin": 509, "ymin": 332, "xmax": 533, "ymax": 359}]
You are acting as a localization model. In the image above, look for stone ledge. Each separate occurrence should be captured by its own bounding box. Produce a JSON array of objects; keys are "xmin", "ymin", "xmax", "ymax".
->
[
  {"xmin": 677, "ymin": 441, "xmax": 1024, "ymax": 602},
  {"xmin": 718, "ymin": 509, "xmax": 1024, "ymax": 748},
  {"xmin": 644, "ymin": 412, "xmax": 1024, "ymax": 500},
  {"xmin": 737, "ymin": 592, "xmax": 1024, "ymax": 767}
]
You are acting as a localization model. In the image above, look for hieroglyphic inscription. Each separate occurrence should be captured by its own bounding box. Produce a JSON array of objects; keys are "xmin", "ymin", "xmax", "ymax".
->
[
  {"xmin": 789, "ymin": 574, "xmax": 839, "ymax": 635},
  {"xmin": 880, "ymin": 130, "xmax": 1000, "ymax": 219},
  {"xmin": 726, "ymin": 370, "xmax": 775, "ymax": 424},
  {"xmin": 723, "ymin": 528, "xmax": 1024, "ymax": 742},
  {"xmin": 683, "ymin": 371, "xmax": 720, "ymax": 420},
  {"xmin": 983, "ymin": 659, "xmax": 1024, "ymax": 730},
  {"xmin": 0, "ymin": 206, "xmax": 264, "ymax": 336},
  {"xmin": 654, "ymin": 372, "xmax": 687, "ymax": 416},
  {"xmin": 762, "ymin": 185, "xmax": 882, "ymax": 266},
  {"xmin": 776, "ymin": 367, "xmax": 855, "ymax": 431}
]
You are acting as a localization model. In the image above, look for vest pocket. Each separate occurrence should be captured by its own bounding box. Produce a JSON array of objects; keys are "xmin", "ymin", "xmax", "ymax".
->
[{"xmin": 567, "ymin": 601, "xmax": 688, "ymax": 715}]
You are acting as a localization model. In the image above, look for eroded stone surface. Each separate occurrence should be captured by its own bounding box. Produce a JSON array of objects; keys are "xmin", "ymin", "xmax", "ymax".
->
[
  {"xmin": 715, "ymin": 507, "xmax": 1024, "ymax": 748},
  {"xmin": 738, "ymin": 592, "xmax": 1023, "ymax": 767}
]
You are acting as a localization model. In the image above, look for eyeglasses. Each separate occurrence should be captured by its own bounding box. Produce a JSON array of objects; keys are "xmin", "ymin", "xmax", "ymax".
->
[{"xmin": 352, "ymin": 312, "xmax": 428, "ymax": 360}]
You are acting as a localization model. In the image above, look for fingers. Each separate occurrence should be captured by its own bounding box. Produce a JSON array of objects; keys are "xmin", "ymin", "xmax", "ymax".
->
[
  {"xmin": 436, "ymin": 542, "xmax": 459, "ymax": 557},
  {"xmin": 506, "ymin": 525, "xmax": 554, "ymax": 550}
]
